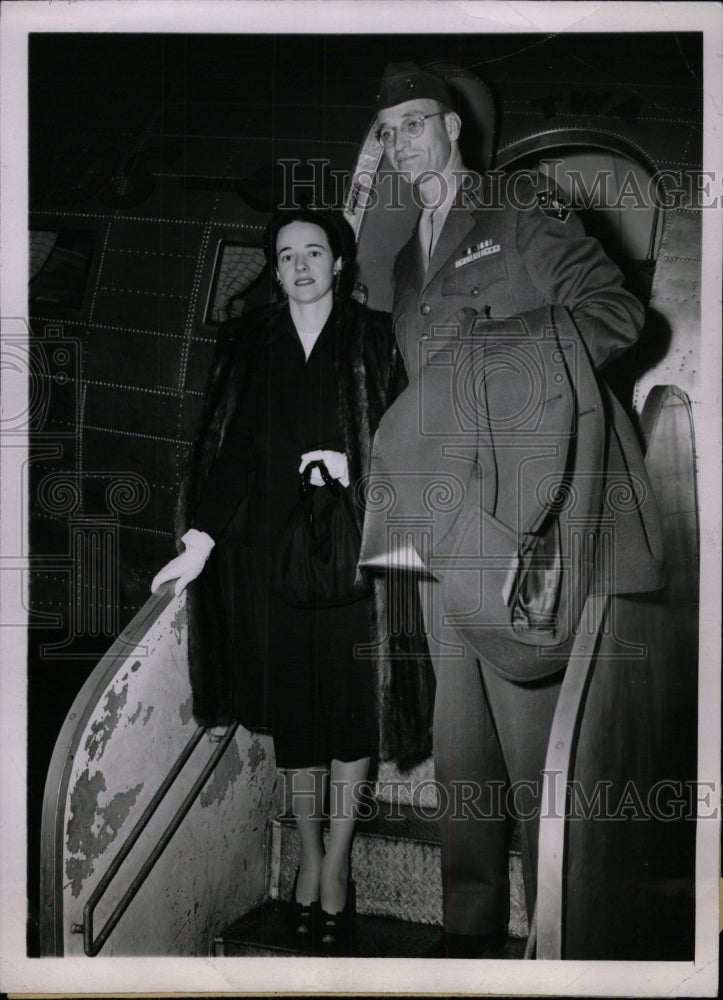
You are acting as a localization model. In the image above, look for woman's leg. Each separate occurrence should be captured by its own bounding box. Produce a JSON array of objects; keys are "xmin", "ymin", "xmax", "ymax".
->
[
  {"xmin": 285, "ymin": 767, "xmax": 327, "ymax": 904},
  {"xmin": 321, "ymin": 756, "xmax": 370, "ymax": 913}
]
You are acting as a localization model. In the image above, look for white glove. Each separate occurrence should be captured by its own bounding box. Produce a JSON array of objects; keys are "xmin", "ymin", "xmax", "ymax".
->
[
  {"xmin": 299, "ymin": 450, "xmax": 350, "ymax": 487},
  {"xmin": 151, "ymin": 528, "xmax": 215, "ymax": 597}
]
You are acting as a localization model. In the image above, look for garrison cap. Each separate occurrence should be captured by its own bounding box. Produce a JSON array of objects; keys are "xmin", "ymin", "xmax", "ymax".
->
[{"xmin": 375, "ymin": 61, "xmax": 454, "ymax": 113}]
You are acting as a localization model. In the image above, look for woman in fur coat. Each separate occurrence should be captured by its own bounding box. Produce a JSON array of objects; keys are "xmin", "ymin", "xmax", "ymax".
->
[{"xmin": 152, "ymin": 206, "xmax": 433, "ymax": 950}]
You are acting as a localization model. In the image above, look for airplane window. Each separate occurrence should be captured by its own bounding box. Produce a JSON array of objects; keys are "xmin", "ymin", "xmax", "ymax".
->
[
  {"xmin": 29, "ymin": 229, "xmax": 95, "ymax": 309},
  {"xmin": 206, "ymin": 242, "xmax": 266, "ymax": 324},
  {"xmin": 30, "ymin": 231, "xmax": 59, "ymax": 279}
]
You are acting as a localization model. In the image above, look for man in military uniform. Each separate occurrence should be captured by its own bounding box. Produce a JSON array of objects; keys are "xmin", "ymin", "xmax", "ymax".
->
[{"xmin": 368, "ymin": 62, "xmax": 660, "ymax": 958}]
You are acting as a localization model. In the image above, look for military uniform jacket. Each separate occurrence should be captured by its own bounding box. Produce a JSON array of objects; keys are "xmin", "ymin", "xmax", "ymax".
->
[
  {"xmin": 392, "ymin": 170, "xmax": 645, "ymax": 376},
  {"xmin": 360, "ymin": 170, "xmax": 665, "ymax": 679}
]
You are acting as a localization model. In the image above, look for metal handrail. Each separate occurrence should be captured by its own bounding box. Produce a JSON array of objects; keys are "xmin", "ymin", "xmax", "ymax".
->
[
  {"xmin": 40, "ymin": 580, "xmax": 177, "ymax": 955},
  {"xmin": 78, "ymin": 722, "xmax": 239, "ymax": 956},
  {"xmin": 532, "ymin": 592, "xmax": 609, "ymax": 959},
  {"xmin": 40, "ymin": 580, "xmax": 241, "ymax": 958},
  {"xmin": 531, "ymin": 384, "xmax": 695, "ymax": 958}
]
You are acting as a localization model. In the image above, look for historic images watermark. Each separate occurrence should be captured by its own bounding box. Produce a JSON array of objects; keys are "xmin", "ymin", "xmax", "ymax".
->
[
  {"xmin": 282, "ymin": 773, "xmax": 717, "ymax": 824},
  {"xmin": 277, "ymin": 158, "xmax": 723, "ymax": 213}
]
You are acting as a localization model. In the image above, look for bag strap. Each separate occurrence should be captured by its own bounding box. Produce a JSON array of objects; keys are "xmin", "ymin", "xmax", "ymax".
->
[{"xmin": 299, "ymin": 460, "xmax": 342, "ymax": 497}]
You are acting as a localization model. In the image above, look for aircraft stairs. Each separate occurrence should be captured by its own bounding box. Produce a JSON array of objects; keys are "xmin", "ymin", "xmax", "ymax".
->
[
  {"xmin": 40, "ymin": 560, "xmax": 532, "ymax": 962},
  {"xmin": 39, "ymin": 384, "xmax": 698, "ymax": 960},
  {"xmin": 215, "ymin": 787, "xmax": 528, "ymax": 958}
]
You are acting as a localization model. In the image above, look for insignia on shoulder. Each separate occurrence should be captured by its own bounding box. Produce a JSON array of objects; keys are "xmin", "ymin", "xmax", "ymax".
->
[{"xmin": 536, "ymin": 188, "xmax": 570, "ymax": 223}]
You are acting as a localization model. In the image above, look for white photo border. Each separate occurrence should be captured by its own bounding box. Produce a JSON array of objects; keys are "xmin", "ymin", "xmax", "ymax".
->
[{"xmin": 1, "ymin": 1, "xmax": 720, "ymax": 996}]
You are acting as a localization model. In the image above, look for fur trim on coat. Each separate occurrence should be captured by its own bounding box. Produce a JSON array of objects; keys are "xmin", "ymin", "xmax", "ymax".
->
[{"xmin": 177, "ymin": 300, "xmax": 434, "ymax": 771}]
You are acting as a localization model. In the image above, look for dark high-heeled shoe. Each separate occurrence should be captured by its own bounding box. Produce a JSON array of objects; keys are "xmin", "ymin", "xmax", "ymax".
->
[
  {"xmin": 320, "ymin": 877, "xmax": 356, "ymax": 951},
  {"xmin": 287, "ymin": 869, "xmax": 319, "ymax": 937}
]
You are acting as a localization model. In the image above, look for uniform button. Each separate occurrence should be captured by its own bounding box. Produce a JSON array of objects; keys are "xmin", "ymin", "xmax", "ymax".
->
[
  {"xmin": 471, "ymin": 286, "xmax": 480, "ymax": 297},
  {"xmin": 420, "ymin": 303, "xmax": 431, "ymax": 316}
]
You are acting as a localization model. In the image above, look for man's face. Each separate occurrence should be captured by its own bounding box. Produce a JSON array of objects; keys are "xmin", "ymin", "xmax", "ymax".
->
[{"xmin": 375, "ymin": 98, "xmax": 454, "ymax": 184}]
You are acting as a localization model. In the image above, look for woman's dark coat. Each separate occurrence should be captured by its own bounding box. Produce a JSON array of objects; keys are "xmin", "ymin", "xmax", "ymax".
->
[{"xmin": 177, "ymin": 300, "xmax": 434, "ymax": 771}]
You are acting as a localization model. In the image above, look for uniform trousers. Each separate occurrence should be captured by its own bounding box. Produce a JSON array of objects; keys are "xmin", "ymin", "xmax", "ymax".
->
[{"xmin": 419, "ymin": 576, "xmax": 563, "ymax": 936}]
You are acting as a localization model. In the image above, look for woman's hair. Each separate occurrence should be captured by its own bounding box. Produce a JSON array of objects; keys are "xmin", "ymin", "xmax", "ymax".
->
[{"xmin": 263, "ymin": 205, "xmax": 357, "ymax": 298}]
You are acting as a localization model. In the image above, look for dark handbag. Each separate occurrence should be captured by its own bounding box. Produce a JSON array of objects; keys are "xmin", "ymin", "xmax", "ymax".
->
[{"xmin": 269, "ymin": 460, "xmax": 368, "ymax": 608}]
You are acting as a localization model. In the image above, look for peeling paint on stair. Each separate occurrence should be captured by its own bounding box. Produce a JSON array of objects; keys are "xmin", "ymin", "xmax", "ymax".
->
[
  {"xmin": 65, "ymin": 771, "xmax": 144, "ymax": 897},
  {"xmin": 247, "ymin": 737, "xmax": 267, "ymax": 772},
  {"xmin": 67, "ymin": 770, "xmax": 106, "ymax": 854},
  {"xmin": 128, "ymin": 701, "xmax": 143, "ymax": 725},
  {"xmin": 84, "ymin": 684, "xmax": 129, "ymax": 762},
  {"xmin": 170, "ymin": 605, "xmax": 187, "ymax": 644},
  {"xmin": 57, "ymin": 577, "xmax": 282, "ymax": 955},
  {"xmin": 179, "ymin": 694, "xmax": 194, "ymax": 726},
  {"xmin": 199, "ymin": 740, "xmax": 244, "ymax": 808}
]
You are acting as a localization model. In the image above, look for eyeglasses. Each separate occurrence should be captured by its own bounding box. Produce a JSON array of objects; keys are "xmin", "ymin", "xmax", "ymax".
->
[{"xmin": 375, "ymin": 111, "xmax": 447, "ymax": 149}]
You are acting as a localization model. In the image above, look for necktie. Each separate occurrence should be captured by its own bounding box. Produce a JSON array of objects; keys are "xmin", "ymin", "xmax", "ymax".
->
[{"xmin": 419, "ymin": 207, "xmax": 436, "ymax": 267}]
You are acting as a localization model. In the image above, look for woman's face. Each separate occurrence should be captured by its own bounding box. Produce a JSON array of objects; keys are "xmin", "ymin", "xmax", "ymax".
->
[{"xmin": 275, "ymin": 221, "xmax": 340, "ymax": 305}]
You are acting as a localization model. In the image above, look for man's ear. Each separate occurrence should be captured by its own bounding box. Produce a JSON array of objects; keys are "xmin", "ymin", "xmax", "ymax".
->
[{"xmin": 445, "ymin": 111, "xmax": 462, "ymax": 142}]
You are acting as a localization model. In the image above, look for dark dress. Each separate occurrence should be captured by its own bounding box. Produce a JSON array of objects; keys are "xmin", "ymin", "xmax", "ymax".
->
[{"xmin": 193, "ymin": 307, "xmax": 375, "ymax": 768}]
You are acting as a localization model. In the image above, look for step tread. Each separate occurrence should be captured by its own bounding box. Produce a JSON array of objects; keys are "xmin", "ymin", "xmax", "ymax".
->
[
  {"xmin": 217, "ymin": 901, "xmax": 527, "ymax": 958},
  {"xmin": 271, "ymin": 807, "xmax": 528, "ymax": 936}
]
